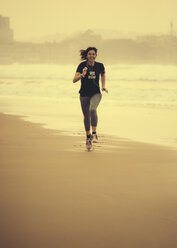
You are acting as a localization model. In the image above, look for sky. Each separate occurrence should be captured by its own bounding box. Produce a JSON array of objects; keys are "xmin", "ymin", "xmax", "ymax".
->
[{"xmin": 1, "ymin": 0, "xmax": 177, "ymax": 41}]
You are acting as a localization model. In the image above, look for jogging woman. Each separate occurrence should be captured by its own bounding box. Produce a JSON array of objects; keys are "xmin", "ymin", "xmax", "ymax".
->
[{"xmin": 73, "ymin": 47, "xmax": 108, "ymax": 150}]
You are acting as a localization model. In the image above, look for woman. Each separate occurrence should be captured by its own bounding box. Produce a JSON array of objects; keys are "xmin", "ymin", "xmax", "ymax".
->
[{"xmin": 73, "ymin": 47, "xmax": 108, "ymax": 150}]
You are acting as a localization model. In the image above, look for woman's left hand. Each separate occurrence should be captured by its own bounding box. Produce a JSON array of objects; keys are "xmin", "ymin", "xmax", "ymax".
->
[{"xmin": 102, "ymin": 88, "xmax": 108, "ymax": 93}]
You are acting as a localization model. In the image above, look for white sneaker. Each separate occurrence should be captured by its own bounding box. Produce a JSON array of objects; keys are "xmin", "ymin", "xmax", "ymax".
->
[
  {"xmin": 86, "ymin": 138, "xmax": 92, "ymax": 150},
  {"xmin": 91, "ymin": 133, "xmax": 98, "ymax": 143}
]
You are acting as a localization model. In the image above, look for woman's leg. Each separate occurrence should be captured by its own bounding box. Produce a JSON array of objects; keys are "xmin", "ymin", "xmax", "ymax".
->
[
  {"xmin": 89, "ymin": 93, "xmax": 102, "ymax": 132},
  {"xmin": 80, "ymin": 96, "xmax": 91, "ymax": 135}
]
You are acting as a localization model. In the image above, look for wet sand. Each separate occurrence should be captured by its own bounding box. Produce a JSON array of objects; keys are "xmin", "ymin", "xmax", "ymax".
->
[{"xmin": 1, "ymin": 112, "xmax": 177, "ymax": 248}]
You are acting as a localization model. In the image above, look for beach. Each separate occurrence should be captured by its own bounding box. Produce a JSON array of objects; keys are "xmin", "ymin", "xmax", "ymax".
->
[
  {"xmin": 1, "ymin": 62, "xmax": 177, "ymax": 247},
  {"xmin": 1, "ymin": 112, "xmax": 177, "ymax": 248}
]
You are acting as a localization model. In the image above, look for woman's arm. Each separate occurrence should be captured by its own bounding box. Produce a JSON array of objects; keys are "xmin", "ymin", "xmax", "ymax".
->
[
  {"xmin": 73, "ymin": 67, "xmax": 88, "ymax": 83},
  {"xmin": 101, "ymin": 72, "xmax": 108, "ymax": 93},
  {"xmin": 73, "ymin": 72, "xmax": 82, "ymax": 83}
]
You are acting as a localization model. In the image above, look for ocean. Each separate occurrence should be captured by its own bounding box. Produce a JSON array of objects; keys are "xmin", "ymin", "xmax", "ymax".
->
[{"xmin": 0, "ymin": 63, "xmax": 177, "ymax": 149}]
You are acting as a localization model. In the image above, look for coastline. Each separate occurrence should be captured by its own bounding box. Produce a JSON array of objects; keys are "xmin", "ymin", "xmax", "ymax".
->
[
  {"xmin": 1, "ymin": 94, "xmax": 177, "ymax": 150},
  {"xmin": 1, "ymin": 112, "xmax": 177, "ymax": 248}
]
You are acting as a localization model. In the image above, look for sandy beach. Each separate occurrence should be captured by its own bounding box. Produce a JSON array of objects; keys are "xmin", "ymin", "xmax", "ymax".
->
[{"xmin": 1, "ymin": 112, "xmax": 177, "ymax": 248}]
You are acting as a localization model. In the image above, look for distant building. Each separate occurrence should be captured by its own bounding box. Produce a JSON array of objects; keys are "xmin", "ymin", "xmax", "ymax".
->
[{"xmin": 0, "ymin": 14, "xmax": 14, "ymax": 43}]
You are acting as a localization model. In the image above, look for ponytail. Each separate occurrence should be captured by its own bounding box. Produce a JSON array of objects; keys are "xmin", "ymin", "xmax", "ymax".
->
[{"xmin": 80, "ymin": 49, "xmax": 87, "ymax": 60}]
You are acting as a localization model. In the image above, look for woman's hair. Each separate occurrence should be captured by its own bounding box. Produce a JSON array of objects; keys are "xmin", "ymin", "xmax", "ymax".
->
[{"xmin": 79, "ymin": 47, "xmax": 97, "ymax": 60}]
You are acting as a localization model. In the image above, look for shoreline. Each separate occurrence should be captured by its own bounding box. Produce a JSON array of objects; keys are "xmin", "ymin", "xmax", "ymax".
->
[
  {"xmin": 1, "ymin": 104, "xmax": 177, "ymax": 151},
  {"xmin": 1, "ymin": 112, "xmax": 177, "ymax": 248},
  {"xmin": 0, "ymin": 111, "xmax": 176, "ymax": 153}
]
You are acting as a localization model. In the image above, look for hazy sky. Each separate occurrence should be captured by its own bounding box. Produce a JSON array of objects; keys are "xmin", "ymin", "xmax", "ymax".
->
[{"xmin": 1, "ymin": 0, "xmax": 177, "ymax": 40}]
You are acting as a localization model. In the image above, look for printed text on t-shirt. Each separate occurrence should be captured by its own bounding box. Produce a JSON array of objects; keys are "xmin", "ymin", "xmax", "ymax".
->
[{"xmin": 88, "ymin": 71, "xmax": 96, "ymax": 79}]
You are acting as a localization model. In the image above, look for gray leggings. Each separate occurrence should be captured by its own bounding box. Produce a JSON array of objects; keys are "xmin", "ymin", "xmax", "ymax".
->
[{"xmin": 80, "ymin": 93, "xmax": 102, "ymax": 131}]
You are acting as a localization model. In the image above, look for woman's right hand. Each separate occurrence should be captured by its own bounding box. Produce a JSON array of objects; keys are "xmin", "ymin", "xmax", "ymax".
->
[{"xmin": 82, "ymin": 67, "xmax": 88, "ymax": 77}]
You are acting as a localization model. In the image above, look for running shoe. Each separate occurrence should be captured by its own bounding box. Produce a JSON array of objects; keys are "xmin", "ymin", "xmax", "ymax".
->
[
  {"xmin": 91, "ymin": 133, "xmax": 98, "ymax": 143},
  {"xmin": 86, "ymin": 138, "xmax": 92, "ymax": 150}
]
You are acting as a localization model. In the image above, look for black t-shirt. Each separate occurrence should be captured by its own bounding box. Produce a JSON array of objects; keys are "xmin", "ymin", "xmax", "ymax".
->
[{"xmin": 76, "ymin": 61, "xmax": 105, "ymax": 97}]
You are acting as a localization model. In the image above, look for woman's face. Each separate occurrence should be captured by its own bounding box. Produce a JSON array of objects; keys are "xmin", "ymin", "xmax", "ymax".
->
[{"xmin": 87, "ymin": 50, "xmax": 97, "ymax": 62}]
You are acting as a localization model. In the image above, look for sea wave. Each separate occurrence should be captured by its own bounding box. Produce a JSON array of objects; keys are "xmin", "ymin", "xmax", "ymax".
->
[{"xmin": 0, "ymin": 63, "xmax": 177, "ymax": 82}]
